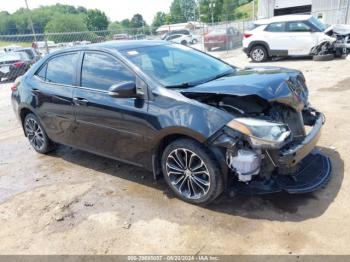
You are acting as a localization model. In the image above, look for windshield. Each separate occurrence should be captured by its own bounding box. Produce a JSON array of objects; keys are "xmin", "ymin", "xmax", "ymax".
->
[
  {"xmin": 121, "ymin": 44, "xmax": 234, "ymax": 87},
  {"xmin": 309, "ymin": 17, "xmax": 328, "ymax": 31}
]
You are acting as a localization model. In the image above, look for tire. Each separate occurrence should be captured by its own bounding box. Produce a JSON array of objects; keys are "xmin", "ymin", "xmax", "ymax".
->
[
  {"xmin": 181, "ymin": 40, "xmax": 187, "ymax": 46},
  {"xmin": 192, "ymin": 39, "xmax": 198, "ymax": 44},
  {"xmin": 161, "ymin": 138, "xmax": 224, "ymax": 205},
  {"xmin": 24, "ymin": 113, "xmax": 56, "ymax": 154},
  {"xmin": 313, "ymin": 54, "xmax": 334, "ymax": 61},
  {"xmin": 250, "ymin": 45, "xmax": 268, "ymax": 62}
]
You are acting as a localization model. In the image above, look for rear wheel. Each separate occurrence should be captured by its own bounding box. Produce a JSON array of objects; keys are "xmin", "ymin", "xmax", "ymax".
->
[
  {"xmin": 161, "ymin": 138, "xmax": 224, "ymax": 205},
  {"xmin": 181, "ymin": 40, "xmax": 187, "ymax": 46},
  {"xmin": 24, "ymin": 113, "xmax": 55, "ymax": 154},
  {"xmin": 250, "ymin": 45, "xmax": 268, "ymax": 62}
]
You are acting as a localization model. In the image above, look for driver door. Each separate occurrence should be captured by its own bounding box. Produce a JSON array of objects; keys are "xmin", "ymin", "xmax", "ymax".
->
[
  {"xmin": 286, "ymin": 21, "xmax": 317, "ymax": 55},
  {"xmin": 73, "ymin": 51, "xmax": 150, "ymax": 165}
]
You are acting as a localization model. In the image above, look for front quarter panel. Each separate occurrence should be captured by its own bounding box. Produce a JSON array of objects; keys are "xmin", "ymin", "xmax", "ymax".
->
[{"xmin": 147, "ymin": 87, "xmax": 232, "ymax": 146}]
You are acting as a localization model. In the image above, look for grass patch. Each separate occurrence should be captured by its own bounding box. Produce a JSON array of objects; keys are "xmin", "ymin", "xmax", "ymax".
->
[
  {"xmin": 0, "ymin": 41, "xmax": 32, "ymax": 48},
  {"xmin": 236, "ymin": 0, "xmax": 258, "ymax": 19}
]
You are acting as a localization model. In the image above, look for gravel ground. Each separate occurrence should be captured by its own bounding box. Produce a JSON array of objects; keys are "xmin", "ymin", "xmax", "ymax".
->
[{"xmin": 0, "ymin": 49, "xmax": 349, "ymax": 255}]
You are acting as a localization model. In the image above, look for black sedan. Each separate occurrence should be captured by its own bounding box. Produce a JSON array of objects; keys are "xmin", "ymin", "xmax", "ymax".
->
[
  {"xmin": 11, "ymin": 41, "xmax": 331, "ymax": 205},
  {"xmin": 0, "ymin": 51, "xmax": 32, "ymax": 81}
]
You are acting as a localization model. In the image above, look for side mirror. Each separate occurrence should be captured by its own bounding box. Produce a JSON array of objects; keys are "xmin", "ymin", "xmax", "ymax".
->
[{"xmin": 108, "ymin": 81, "xmax": 142, "ymax": 98}]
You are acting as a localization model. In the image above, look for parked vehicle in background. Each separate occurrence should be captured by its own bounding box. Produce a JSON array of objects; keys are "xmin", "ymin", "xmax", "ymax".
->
[
  {"xmin": 243, "ymin": 15, "xmax": 350, "ymax": 62},
  {"xmin": 133, "ymin": 34, "xmax": 146, "ymax": 40},
  {"xmin": 164, "ymin": 34, "xmax": 192, "ymax": 45},
  {"xmin": 3, "ymin": 45, "xmax": 21, "ymax": 52},
  {"xmin": 0, "ymin": 52, "xmax": 32, "ymax": 81},
  {"xmin": 113, "ymin": 34, "xmax": 131, "ymax": 40},
  {"xmin": 11, "ymin": 40, "xmax": 331, "ymax": 205},
  {"xmin": 14, "ymin": 48, "xmax": 41, "ymax": 63},
  {"xmin": 32, "ymin": 41, "xmax": 57, "ymax": 55},
  {"xmin": 204, "ymin": 27, "xmax": 241, "ymax": 51},
  {"xmin": 162, "ymin": 29, "xmax": 198, "ymax": 44}
]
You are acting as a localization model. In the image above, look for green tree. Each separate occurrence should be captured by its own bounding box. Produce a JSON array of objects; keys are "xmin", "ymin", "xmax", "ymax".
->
[
  {"xmin": 108, "ymin": 21, "xmax": 124, "ymax": 32},
  {"xmin": 121, "ymin": 19, "xmax": 130, "ymax": 28},
  {"xmin": 169, "ymin": 0, "xmax": 198, "ymax": 23},
  {"xmin": 45, "ymin": 13, "xmax": 89, "ymax": 42},
  {"xmin": 84, "ymin": 9, "xmax": 109, "ymax": 31},
  {"xmin": 222, "ymin": 0, "xmax": 240, "ymax": 20},
  {"xmin": 130, "ymin": 14, "xmax": 146, "ymax": 28},
  {"xmin": 199, "ymin": 0, "xmax": 224, "ymax": 23},
  {"xmin": 77, "ymin": 6, "xmax": 87, "ymax": 13},
  {"xmin": 152, "ymin": 12, "xmax": 168, "ymax": 27}
]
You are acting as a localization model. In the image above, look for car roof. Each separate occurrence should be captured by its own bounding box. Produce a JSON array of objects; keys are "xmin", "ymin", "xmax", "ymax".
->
[
  {"xmin": 255, "ymin": 15, "xmax": 312, "ymax": 25},
  {"xmin": 48, "ymin": 40, "xmax": 168, "ymax": 55}
]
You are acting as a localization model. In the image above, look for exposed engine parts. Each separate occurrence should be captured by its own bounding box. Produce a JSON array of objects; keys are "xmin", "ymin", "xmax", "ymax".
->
[
  {"xmin": 226, "ymin": 149, "xmax": 261, "ymax": 182},
  {"xmin": 312, "ymin": 25, "xmax": 350, "ymax": 58}
]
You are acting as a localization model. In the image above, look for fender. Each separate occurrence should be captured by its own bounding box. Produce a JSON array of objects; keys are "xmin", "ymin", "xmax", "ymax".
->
[{"xmin": 247, "ymin": 41, "xmax": 271, "ymax": 55}]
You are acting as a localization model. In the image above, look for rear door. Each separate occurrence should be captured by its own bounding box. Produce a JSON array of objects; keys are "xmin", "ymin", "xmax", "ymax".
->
[
  {"xmin": 263, "ymin": 22, "xmax": 290, "ymax": 52},
  {"xmin": 29, "ymin": 52, "xmax": 79, "ymax": 145},
  {"xmin": 73, "ymin": 51, "xmax": 150, "ymax": 165}
]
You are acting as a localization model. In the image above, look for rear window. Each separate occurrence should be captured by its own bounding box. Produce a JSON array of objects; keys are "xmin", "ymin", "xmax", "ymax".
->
[
  {"xmin": 44, "ymin": 53, "xmax": 78, "ymax": 85},
  {"xmin": 265, "ymin": 22, "xmax": 286, "ymax": 32}
]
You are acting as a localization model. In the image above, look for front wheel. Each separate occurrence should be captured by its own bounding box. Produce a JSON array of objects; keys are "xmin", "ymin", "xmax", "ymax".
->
[
  {"xmin": 250, "ymin": 45, "xmax": 268, "ymax": 62},
  {"xmin": 162, "ymin": 138, "xmax": 224, "ymax": 205},
  {"xmin": 24, "ymin": 113, "xmax": 56, "ymax": 154}
]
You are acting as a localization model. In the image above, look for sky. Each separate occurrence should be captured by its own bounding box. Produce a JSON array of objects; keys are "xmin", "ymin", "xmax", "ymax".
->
[{"xmin": 1, "ymin": 0, "xmax": 173, "ymax": 24}]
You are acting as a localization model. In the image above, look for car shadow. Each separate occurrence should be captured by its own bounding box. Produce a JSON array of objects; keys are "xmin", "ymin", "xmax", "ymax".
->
[
  {"xmin": 249, "ymin": 56, "xmax": 346, "ymax": 64},
  {"xmin": 49, "ymin": 145, "xmax": 343, "ymax": 222}
]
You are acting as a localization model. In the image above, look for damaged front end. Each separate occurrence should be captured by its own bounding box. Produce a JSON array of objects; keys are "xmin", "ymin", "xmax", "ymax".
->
[
  {"xmin": 312, "ymin": 25, "xmax": 350, "ymax": 57},
  {"xmin": 182, "ymin": 67, "xmax": 332, "ymax": 195}
]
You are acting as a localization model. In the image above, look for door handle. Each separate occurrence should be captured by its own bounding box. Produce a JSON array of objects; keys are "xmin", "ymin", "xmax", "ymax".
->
[
  {"xmin": 32, "ymin": 88, "xmax": 41, "ymax": 94},
  {"xmin": 73, "ymin": 97, "xmax": 88, "ymax": 106}
]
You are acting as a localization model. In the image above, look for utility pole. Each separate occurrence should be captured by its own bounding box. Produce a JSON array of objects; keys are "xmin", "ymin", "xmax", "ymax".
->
[
  {"xmin": 345, "ymin": 0, "xmax": 350, "ymax": 24},
  {"xmin": 252, "ymin": 0, "xmax": 255, "ymax": 20},
  {"xmin": 24, "ymin": 0, "xmax": 37, "ymax": 43},
  {"xmin": 209, "ymin": 1, "xmax": 216, "ymax": 26}
]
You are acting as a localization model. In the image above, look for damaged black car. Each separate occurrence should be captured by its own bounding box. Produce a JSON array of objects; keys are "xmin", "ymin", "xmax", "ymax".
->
[{"xmin": 11, "ymin": 41, "xmax": 332, "ymax": 205}]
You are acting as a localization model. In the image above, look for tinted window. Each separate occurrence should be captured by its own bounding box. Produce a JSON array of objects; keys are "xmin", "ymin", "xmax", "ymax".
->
[
  {"xmin": 81, "ymin": 52, "xmax": 135, "ymax": 91},
  {"xmin": 35, "ymin": 64, "xmax": 47, "ymax": 80},
  {"xmin": 265, "ymin": 22, "xmax": 286, "ymax": 32},
  {"xmin": 288, "ymin": 22, "xmax": 311, "ymax": 32},
  {"xmin": 46, "ymin": 53, "xmax": 78, "ymax": 85}
]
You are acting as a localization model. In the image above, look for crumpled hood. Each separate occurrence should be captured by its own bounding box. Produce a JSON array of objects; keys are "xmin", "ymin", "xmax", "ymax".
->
[{"xmin": 181, "ymin": 66, "xmax": 309, "ymax": 111}]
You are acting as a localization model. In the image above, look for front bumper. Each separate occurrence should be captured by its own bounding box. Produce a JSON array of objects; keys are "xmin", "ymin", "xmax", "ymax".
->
[
  {"xmin": 230, "ymin": 150, "xmax": 332, "ymax": 195},
  {"xmin": 270, "ymin": 111, "xmax": 325, "ymax": 168},
  {"xmin": 225, "ymin": 110, "xmax": 332, "ymax": 195}
]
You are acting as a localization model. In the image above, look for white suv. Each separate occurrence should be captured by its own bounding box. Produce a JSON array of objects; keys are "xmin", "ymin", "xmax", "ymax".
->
[{"xmin": 243, "ymin": 15, "xmax": 335, "ymax": 62}]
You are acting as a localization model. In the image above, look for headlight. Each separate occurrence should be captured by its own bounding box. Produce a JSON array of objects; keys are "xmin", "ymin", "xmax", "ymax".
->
[{"xmin": 226, "ymin": 118, "xmax": 290, "ymax": 148}]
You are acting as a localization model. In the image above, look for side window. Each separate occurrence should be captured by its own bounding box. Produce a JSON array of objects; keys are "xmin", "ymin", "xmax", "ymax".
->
[
  {"xmin": 287, "ymin": 22, "xmax": 312, "ymax": 32},
  {"xmin": 81, "ymin": 52, "xmax": 135, "ymax": 91},
  {"xmin": 265, "ymin": 22, "xmax": 286, "ymax": 32},
  {"xmin": 46, "ymin": 53, "xmax": 79, "ymax": 85},
  {"xmin": 35, "ymin": 64, "xmax": 47, "ymax": 80}
]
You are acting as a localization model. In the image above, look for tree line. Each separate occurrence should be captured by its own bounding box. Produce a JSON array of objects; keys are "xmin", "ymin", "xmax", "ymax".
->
[{"xmin": 0, "ymin": 0, "xmax": 252, "ymax": 36}]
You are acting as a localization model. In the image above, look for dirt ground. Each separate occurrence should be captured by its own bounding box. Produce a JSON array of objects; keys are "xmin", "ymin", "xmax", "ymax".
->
[{"xmin": 0, "ymin": 49, "xmax": 349, "ymax": 255}]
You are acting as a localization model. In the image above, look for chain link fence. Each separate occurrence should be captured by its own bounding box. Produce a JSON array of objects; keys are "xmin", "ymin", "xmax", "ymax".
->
[
  {"xmin": 0, "ymin": 20, "xmax": 254, "ymax": 81},
  {"xmin": 0, "ymin": 20, "xmax": 254, "ymax": 54}
]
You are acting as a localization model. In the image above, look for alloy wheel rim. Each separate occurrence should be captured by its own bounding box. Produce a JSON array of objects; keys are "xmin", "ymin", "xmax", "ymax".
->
[
  {"xmin": 166, "ymin": 148, "xmax": 211, "ymax": 200},
  {"xmin": 252, "ymin": 49, "xmax": 264, "ymax": 61},
  {"xmin": 25, "ymin": 118, "xmax": 45, "ymax": 151}
]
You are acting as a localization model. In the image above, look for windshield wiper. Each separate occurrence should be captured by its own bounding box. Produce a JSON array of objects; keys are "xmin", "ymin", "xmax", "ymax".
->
[
  {"xmin": 165, "ymin": 82, "xmax": 196, "ymax": 89},
  {"xmin": 197, "ymin": 70, "xmax": 235, "ymax": 85}
]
